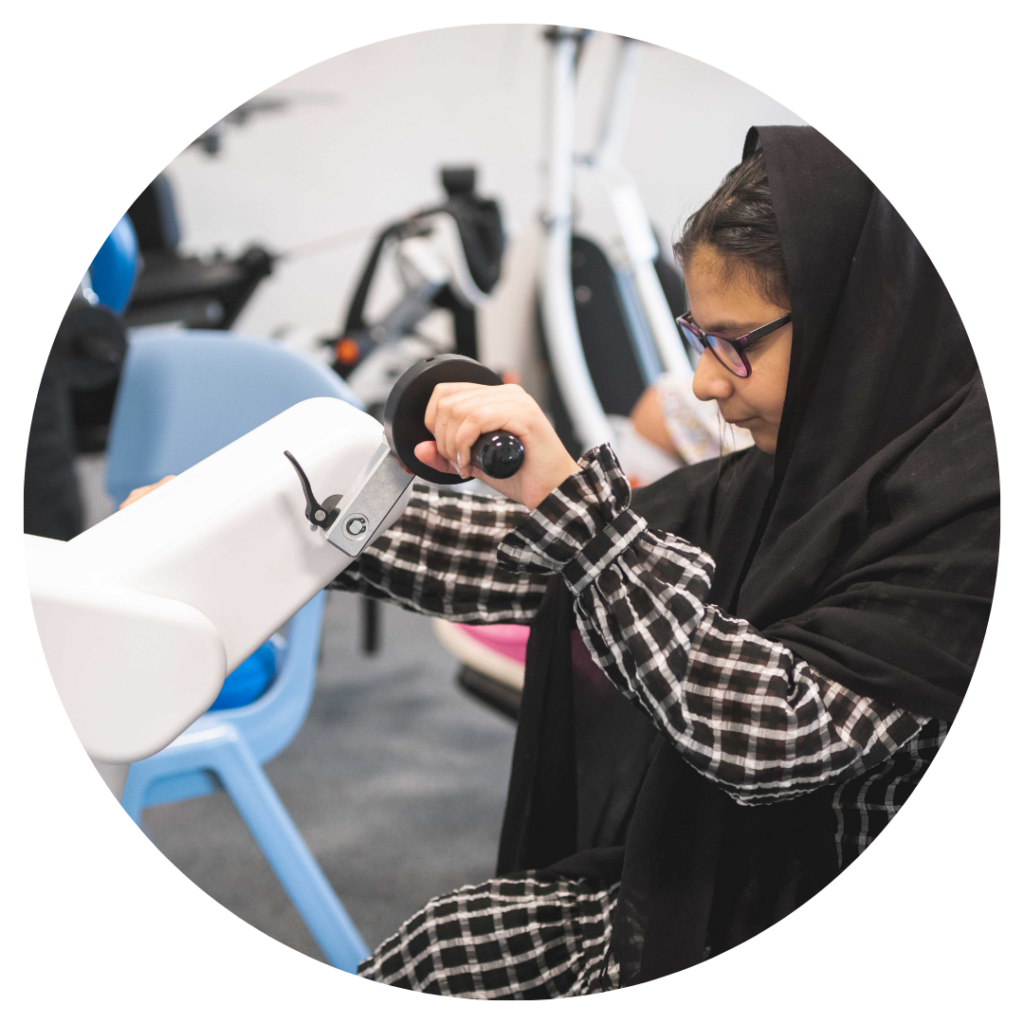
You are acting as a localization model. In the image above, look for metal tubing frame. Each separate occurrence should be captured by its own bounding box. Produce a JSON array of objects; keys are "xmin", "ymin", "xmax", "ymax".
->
[
  {"xmin": 539, "ymin": 28, "xmax": 613, "ymax": 452},
  {"xmin": 593, "ymin": 36, "xmax": 643, "ymax": 169},
  {"xmin": 594, "ymin": 36, "xmax": 693, "ymax": 381}
]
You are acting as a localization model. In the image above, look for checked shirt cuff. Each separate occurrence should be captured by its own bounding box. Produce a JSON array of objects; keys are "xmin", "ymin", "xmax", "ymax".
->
[{"xmin": 497, "ymin": 444, "xmax": 648, "ymax": 595}]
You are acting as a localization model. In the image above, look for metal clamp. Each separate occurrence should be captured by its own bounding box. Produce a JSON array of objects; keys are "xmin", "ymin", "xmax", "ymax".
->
[{"xmin": 322, "ymin": 439, "xmax": 415, "ymax": 557}]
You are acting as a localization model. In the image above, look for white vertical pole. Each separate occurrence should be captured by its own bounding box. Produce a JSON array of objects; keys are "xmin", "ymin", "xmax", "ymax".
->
[
  {"xmin": 595, "ymin": 36, "xmax": 694, "ymax": 381},
  {"xmin": 539, "ymin": 28, "xmax": 612, "ymax": 452},
  {"xmin": 593, "ymin": 37, "xmax": 643, "ymax": 169},
  {"xmin": 634, "ymin": 259, "xmax": 694, "ymax": 379}
]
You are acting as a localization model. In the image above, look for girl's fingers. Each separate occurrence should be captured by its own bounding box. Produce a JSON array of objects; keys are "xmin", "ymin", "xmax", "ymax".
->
[
  {"xmin": 424, "ymin": 381, "xmax": 484, "ymax": 436},
  {"xmin": 427, "ymin": 382, "xmax": 547, "ymax": 484},
  {"xmin": 430, "ymin": 387, "xmax": 485, "ymax": 475},
  {"xmin": 434, "ymin": 391, "xmax": 477, "ymax": 474},
  {"xmin": 414, "ymin": 382, "xmax": 574, "ymax": 508},
  {"xmin": 450, "ymin": 396, "xmax": 537, "ymax": 477},
  {"xmin": 413, "ymin": 440, "xmax": 457, "ymax": 475},
  {"xmin": 438, "ymin": 396, "xmax": 493, "ymax": 472},
  {"xmin": 429, "ymin": 384, "xmax": 491, "ymax": 478},
  {"xmin": 119, "ymin": 475, "xmax": 176, "ymax": 509},
  {"xmin": 453, "ymin": 407, "xmax": 500, "ymax": 476}
]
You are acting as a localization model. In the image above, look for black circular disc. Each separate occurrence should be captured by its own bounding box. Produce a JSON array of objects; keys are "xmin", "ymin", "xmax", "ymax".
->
[{"xmin": 384, "ymin": 354, "xmax": 503, "ymax": 484}]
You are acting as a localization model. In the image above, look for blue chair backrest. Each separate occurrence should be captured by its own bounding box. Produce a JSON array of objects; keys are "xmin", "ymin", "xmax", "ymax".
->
[{"xmin": 105, "ymin": 328, "xmax": 361, "ymax": 505}]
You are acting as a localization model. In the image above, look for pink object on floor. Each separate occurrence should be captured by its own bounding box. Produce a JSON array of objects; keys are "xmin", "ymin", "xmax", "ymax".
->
[{"xmin": 450, "ymin": 624, "xmax": 529, "ymax": 665}]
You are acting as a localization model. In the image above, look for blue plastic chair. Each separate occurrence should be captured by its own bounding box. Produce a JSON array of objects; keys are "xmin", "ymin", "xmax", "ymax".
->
[{"xmin": 113, "ymin": 329, "xmax": 370, "ymax": 971}]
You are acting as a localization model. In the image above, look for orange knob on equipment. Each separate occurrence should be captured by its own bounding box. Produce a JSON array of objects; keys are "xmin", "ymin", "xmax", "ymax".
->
[{"xmin": 335, "ymin": 338, "xmax": 360, "ymax": 365}]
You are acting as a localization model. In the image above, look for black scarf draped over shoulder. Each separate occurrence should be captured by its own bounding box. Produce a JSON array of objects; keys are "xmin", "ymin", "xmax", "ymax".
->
[{"xmin": 496, "ymin": 126, "xmax": 999, "ymax": 986}]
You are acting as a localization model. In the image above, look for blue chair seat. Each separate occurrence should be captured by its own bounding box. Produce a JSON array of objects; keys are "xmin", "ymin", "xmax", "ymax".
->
[{"xmin": 211, "ymin": 639, "xmax": 280, "ymax": 711}]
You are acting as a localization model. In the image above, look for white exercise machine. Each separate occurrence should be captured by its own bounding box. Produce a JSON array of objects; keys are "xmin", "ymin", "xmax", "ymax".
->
[{"xmin": 27, "ymin": 355, "xmax": 522, "ymax": 767}]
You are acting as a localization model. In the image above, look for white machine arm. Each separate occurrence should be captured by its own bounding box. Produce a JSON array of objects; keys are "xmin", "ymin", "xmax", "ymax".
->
[{"xmin": 27, "ymin": 397, "xmax": 413, "ymax": 764}]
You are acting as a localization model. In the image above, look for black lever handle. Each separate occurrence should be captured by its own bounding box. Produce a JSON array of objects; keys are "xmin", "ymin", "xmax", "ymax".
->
[
  {"xmin": 470, "ymin": 430, "xmax": 525, "ymax": 479},
  {"xmin": 284, "ymin": 450, "xmax": 342, "ymax": 529}
]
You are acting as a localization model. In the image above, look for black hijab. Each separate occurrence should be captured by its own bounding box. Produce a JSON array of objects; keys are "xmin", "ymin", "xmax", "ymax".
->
[{"xmin": 497, "ymin": 125, "xmax": 999, "ymax": 985}]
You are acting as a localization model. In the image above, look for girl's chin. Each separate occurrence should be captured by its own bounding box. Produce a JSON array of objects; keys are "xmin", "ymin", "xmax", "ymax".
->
[{"xmin": 747, "ymin": 424, "xmax": 778, "ymax": 455}]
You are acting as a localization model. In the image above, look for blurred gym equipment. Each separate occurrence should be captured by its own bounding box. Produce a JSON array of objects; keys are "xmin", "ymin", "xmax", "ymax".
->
[
  {"xmin": 326, "ymin": 166, "xmax": 507, "ymax": 417},
  {"xmin": 124, "ymin": 174, "xmax": 275, "ymax": 333}
]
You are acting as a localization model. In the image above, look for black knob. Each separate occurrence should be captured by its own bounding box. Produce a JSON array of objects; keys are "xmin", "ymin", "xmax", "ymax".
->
[{"xmin": 471, "ymin": 430, "xmax": 525, "ymax": 479}]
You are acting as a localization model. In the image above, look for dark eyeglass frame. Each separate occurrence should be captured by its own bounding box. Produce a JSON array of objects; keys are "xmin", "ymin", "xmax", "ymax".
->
[{"xmin": 676, "ymin": 311, "xmax": 793, "ymax": 378}]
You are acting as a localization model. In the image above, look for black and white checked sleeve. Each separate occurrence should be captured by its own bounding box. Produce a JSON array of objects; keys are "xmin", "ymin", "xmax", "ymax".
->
[
  {"xmin": 497, "ymin": 444, "xmax": 931, "ymax": 806},
  {"xmin": 330, "ymin": 482, "xmax": 548, "ymax": 625}
]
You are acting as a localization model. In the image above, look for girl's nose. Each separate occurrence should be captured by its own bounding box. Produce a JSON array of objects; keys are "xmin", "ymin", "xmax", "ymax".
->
[{"xmin": 692, "ymin": 348, "xmax": 734, "ymax": 403}]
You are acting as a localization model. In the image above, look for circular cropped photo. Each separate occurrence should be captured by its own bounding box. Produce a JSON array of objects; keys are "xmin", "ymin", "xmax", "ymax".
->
[{"xmin": 24, "ymin": 24, "xmax": 997, "ymax": 998}]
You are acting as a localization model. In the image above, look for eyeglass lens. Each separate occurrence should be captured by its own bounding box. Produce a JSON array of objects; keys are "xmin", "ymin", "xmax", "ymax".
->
[{"xmin": 678, "ymin": 321, "xmax": 748, "ymax": 377}]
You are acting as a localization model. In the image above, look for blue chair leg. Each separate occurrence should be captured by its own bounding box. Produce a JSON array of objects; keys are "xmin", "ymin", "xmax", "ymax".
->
[
  {"xmin": 121, "ymin": 724, "xmax": 370, "ymax": 972},
  {"xmin": 121, "ymin": 761, "xmax": 154, "ymax": 826}
]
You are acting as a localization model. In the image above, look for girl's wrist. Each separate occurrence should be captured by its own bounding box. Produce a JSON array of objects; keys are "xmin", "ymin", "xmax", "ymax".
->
[
  {"xmin": 524, "ymin": 453, "xmax": 583, "ymax": 511},
  {"xmin": 498, "ymin": 444, "xmax": 636, "ymax": 576}
]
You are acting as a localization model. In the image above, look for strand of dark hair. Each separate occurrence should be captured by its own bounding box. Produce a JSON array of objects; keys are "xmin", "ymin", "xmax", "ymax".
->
[{"xmin": 674, "ymin": 149, "xmax": 789, "ymax": 307}]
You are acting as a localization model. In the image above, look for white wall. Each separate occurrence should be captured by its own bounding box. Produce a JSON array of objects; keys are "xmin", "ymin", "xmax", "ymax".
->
[{"xmin": 163, "ymin": 25, "xmax": 803, "ymax": 375}]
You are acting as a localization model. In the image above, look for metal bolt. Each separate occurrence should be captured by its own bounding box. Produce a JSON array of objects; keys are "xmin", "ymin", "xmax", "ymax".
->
[
  {"xmin": 344, "ymin": 514, "xmax": 369, "ymax": 537},
  {"xmin": 314, "ymin": 509, "xmax": 326, "ymax": 522}
]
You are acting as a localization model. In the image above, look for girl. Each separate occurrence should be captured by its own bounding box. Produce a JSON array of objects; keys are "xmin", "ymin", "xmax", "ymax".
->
[{"xmin": 338, "ymin": 125, "xmax": 997, "ymax": 996}]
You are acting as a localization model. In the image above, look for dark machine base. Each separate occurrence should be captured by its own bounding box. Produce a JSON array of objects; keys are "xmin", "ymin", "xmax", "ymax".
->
[{"xmin": 456, "ymin": 665, "xmax": 521, "ymax": 722}]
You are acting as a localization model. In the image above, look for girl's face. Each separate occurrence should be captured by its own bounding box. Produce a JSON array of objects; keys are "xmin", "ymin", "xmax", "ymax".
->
[{"xmin": 684, "ymin": 244, "xmax": 793, "ymax": 454}]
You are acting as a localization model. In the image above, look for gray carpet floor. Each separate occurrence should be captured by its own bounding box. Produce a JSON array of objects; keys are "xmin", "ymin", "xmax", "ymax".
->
[{"xmin": 138, "ymin": 589, "xmax": 517, "ymax": 963}]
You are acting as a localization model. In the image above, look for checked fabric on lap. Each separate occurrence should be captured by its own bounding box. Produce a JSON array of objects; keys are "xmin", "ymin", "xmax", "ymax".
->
[{"xmin": 357, "ymin": 874, "xmax": 620, "ymax": 998}]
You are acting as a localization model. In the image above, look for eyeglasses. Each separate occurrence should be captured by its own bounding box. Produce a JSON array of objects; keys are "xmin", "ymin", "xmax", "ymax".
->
[{"xmin": 675, "ymin": 311, "xmax": 792, "ymax": 378}]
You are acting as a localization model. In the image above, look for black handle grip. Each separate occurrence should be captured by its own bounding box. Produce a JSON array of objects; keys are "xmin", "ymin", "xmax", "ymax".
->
[{"xmin": 471, "ymin": 430, "xmax": 525, "ymax": 479}]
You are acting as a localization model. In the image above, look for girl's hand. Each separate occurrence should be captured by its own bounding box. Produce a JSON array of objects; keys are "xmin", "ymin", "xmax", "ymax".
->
[
  {"xmin": 414, "ymin": 383, "xmax": 579, "ymax": 510},
  {"xmin": 119, "ymin": 475, "xmax": 175, "ymax": 509}
]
